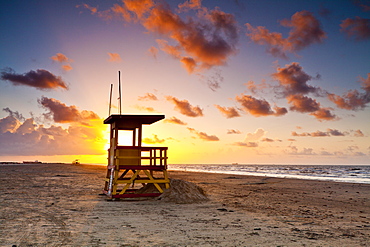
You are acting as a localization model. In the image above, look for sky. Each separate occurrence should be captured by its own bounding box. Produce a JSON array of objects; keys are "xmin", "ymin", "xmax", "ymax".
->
[{"xmin": 0, "ymin": 0, "xmax": 369, "ymax": 165}]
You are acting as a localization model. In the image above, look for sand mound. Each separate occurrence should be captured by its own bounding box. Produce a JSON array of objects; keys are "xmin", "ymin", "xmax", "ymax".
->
[
  {"xmin": 136, "ymin": 179, "xmax": 209, "ymax": 204},
  {"xmin": 158, "ymin": 179, "xmax": 209, "ymax": 204}
]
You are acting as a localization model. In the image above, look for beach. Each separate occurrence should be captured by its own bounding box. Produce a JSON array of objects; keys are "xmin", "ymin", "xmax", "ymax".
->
[{"xmin": 0, "ymin": 163, "xmax": 369, "ymax": 247}]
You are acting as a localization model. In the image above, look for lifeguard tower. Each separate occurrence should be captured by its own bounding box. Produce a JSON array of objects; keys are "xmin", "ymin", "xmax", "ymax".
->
[{"xmin": 103, "ymin": 114, "xmax": 170, "ymax": 199}]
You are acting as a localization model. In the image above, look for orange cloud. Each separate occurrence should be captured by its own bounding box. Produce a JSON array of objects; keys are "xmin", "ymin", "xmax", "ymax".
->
[
  {"xmin": 1, "ymin": 68, "xmax": 68, "ymax": 90},
  {"xmin": 51, "ymin": 53, "xmax": 70, "ymax": 63},
  {"xmin": 143, "ymin": 134, "xmax": 165, "ymax": 144},
  {"xmin": 38, "ymin": 97, "xmax": 99, "ymax": 124},
  {"xmin": 227, "ymin": 129, "xmax": 241, "ymax": 134},
  {"xmin": 340, "ymin": 17, "xmax": 370, "ymax": 40},
  {"xmin": 178, "ymin": 0, "xmax": 202, "ymax": 11},
  {"xmin": 235, "ymin": 94, "xmax": 287, "ymax": 117},
  {"xmin": 0, "ymin": 112, "xmax": 105, "ymax": 156},
  {"xmin": 138, "ymin": 93, "xmax": 158, "ymax": 101},
  {"xmin": 245, "ymin": 80, "xmax": 269, "ymax": 95},
  {"xmin": 246, "ymin": 11, "xmax": 326, "ymax": 58},
  {"xmin": 309, "ymin": 108, "xmax": 337, "ymax": 121},
  {"xmin": 166, "ymin": 96, "xmax": 203, "ymax": 117},
  {"xmin": 102, "ymin": 0, "xmax": 238, "ymax": 72},
  {"xmin": 134, "ymin": 105, "xmax": 157, "ymax": 112},
  {"xmin": 62, "ymin": 64, "xmax": 73, "ymax": 71},
  {"xmin": 287, "ymin": 95, "xmax": 321, "ymax": 113},
  {"xmin": 50, "ymin": 53, "xmax": 73, "ymax": 71},
  {"xmin": 214, "ymin": 105, "xmax": 240, "ymax": 118},
  {"xmin": 187, "ymin": 127, "xmax": 219, "ymax": 141},
  {"xmin": 163, "ymin": 116, "xmax": 187, "ymax": 125},
  {"xmin": 327, "ymin": 73, "xmax": 370, "ymax": 110},
  {"xmin": 148, "ymin": 46, "xmax": 159, "ymax": 59},
  {"xmin": 233, "ymin": 142, "xmax": 258, "ymax": 147},
  {"xmin": 107, "ymin": 53, "xmax": 122, "ymax": 62}
]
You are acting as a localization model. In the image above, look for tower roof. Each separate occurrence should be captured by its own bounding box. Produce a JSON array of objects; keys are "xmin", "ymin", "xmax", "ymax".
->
[{"xmin": 103, "ymin": 114, "xmax": 165, "ymax": 129}]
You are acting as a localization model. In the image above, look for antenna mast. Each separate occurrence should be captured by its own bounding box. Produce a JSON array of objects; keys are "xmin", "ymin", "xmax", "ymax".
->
[
  {"xmin": 108, "ymin": 84, "xmax": 113, "ymax": 116},
  {"xmin": 118, "ymin": 71, "xmax": 122, "ymax": 115}
]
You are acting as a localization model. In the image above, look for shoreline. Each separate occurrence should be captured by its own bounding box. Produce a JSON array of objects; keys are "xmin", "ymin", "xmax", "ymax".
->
[{"xmin": 1, "ymin": 163, "xmax": 369, "ymax": 246}]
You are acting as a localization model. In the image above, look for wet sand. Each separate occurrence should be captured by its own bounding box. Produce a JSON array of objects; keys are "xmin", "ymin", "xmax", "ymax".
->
[{"xmin": 0, "ymin": 163, "xmax": 369, "ymax": 246}]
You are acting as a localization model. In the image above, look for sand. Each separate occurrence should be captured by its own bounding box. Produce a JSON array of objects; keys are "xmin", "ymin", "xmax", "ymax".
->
[{"xmin": 0, "ymin": 163, "xmax": 369, "ymax": 247}]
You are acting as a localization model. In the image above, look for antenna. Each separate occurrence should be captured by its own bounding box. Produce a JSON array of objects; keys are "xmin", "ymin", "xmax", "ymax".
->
[
  {"xmin": 118, "ymin": 71, "xmax": 122, "ymax": 115},
  {"xmin": 108, "ymin": 83, "xmax": 113, "ymax": 116}
]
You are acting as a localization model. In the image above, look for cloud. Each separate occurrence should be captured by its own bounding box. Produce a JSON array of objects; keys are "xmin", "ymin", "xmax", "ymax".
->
[
  {"xmin": 107, "ymin": 53, "xmax": 122, "ymax": 62},
  {"xmin": 0, "ymin": 120, "xmax": 105, "ymax": 156},
  {"xmin": 77, "ymin": 3, "xmax": 98, "ymax": 14},
  {"xmin": 214, "ymin": 105, "xmax": 240, "ymax": 118},
  {"xmin": 187, "ymin": 127, "xmax": 219, "ymax": 141},
  {"xmin": 134, "ymin": 105, "xmax": 157, "ymax": 112},
  {"xmin": 327, "ymin": 73, "xmax": 370, "ymax": 110},
  {"xmin": 0, "ymin": 113, "xmax": 105, "ymax": 156},
  {"xmin": 138, "ymin": 93, "xmax": 158, "ymax": 101},
  {"xmin": 272, "ymin": 62, "xmax": 338, "ymax": 121},
  {"xmin": 354, "ymin": 129, "xmax": 365, "ymax": 137},
  {"xmin": 181, "ymin": 57, "xmax": 197, "ymax": 74},
  {"xmin": 93, "ymin": 0, "xmax": 239, "ymax": 72},
  {"xmin": 227, "ymin": 129, "xmax": 241, "ymax": 134},
  {"xmin": 261, "ymin": 138, "xmax": 275, "ymax": 142},
  {"xmin": 148, "ymin": 46, "xmax": 159, "ymax": 59},
  {"xmin": 245, "ymin": 80, "xmax": 269, "ymax": 95},
  {"xmin": 285, "ymin": 146, "xmax": 315, "ymax": 155},
  {"xmin": 287, "ymin": 95, "xmax": 321, "ymax": 112},
  {"xmin": 235, "ymin": 94, "xmax": 287, "ymax": 117},
  {"xmin": 143, "ymin": 134, "xmax": 165, "ymax": 144},
  {"xmin": 245, "ymin": 128, "xmax": 266, "ymax": 141},
  {"xmin": 166, "ymin": 96, "xmax": 203, "ymax": 117},
  {"xmin": 51, "ymin": 53, "xmax": 71, "ymax": 63},
  {"xmin": 292, "ymin": 128, "xmax": 348, "ymax": 137},
  {"xmin": 272, "ymin": 62, "xmax": 319, "ymax": 96},
  {"xmin": 2, "ymin": 107, "xmax": 25, "ymax": 122},
  {"xmin": 51, "ymin": 53, "xmax": 73, "ymax": 71},
  {"xmin": 246, "ymin": 11, "xmax": 326, "ymax": 58},
  {"xmin": 178, "ymin": 0, "xmax": 202, "ymax": 11},
  {"xmin": 0, "ymin": 115, "xmax": 20, "ymax": 134},
  {"xmin": 233, "ymin": 141, "xmax": 258, "ymax": 147},
  {"xmin": 308, "ymin": 108, "xmax": 337, "ymax": 121},
  {"xmin": 163, "ymin": 116, "xmax": 187, "ymax": 125},
  {"xmin": 38, "ymin": 97, "xmax": 99, "ymax": 124},
  {"xmin": 1, "ymin": 68, "xmax": 68, "ymax": 90},
  {"xmin": 340, "ymin": 17, "xmax": 370, "ymax": 40}
]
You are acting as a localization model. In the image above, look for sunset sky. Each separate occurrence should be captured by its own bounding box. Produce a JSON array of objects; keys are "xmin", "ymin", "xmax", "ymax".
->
[{"xmin": 1, "ymin": 0, "xmax": 369, "ymax": 165}]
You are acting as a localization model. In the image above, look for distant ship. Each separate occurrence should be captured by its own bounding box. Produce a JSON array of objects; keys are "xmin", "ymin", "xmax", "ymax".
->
[
  {"xmin": 72, "ymin": 159, "xmax": 80, "ymax": 165},
  {"xmin": 23, "ymin": 160, "xmax": 42, "ymax": 164}
]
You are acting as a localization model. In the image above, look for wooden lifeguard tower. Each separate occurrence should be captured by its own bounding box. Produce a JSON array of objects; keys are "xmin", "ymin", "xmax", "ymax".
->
[{"xmin": 103, "ymin": 114, "xmax": 170, "ymax": 199}]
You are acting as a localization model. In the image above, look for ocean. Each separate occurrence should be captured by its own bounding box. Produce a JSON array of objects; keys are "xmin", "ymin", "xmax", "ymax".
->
[
  {"xmin": 3, "ymin": 162, "xmax": 369, "ymax": 184},
  {"xmin": 168, "ymin": 164, "xmax": 370, "ymax": 184}
]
